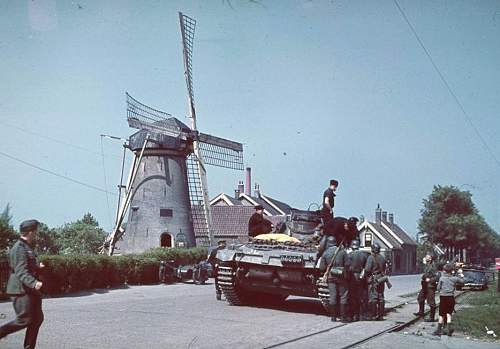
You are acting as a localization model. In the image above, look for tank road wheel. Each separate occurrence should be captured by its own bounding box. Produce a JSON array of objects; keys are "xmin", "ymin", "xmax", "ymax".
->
[
  {"xmin": 317, "ymin": 280, "xmax": 330, "ymax": 314},
  {"xmin": 217, "ymin": 265, "xmax": 250, "ymax": 306}
]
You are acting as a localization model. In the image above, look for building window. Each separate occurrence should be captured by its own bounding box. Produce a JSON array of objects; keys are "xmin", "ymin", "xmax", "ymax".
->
[
  {"xmin": 364, "ymin": 233, "xmax": 372, "ymax": 247},
  {"xmin": 160, "ymin": 208, "xmax": 173, "ymax": 217}
]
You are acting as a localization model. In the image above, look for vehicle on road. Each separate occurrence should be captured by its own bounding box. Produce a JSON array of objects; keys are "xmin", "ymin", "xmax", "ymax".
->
[
  {"xmin": 457, "ymin": 268, "xmax": 488, "ymax": 291},
  {"xmin": 216, "ymin": 209, "xmax": 342, "ymax": 312}
]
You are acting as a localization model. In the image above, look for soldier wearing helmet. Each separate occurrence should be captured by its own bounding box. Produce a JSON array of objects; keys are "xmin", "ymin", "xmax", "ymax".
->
[
  {"xmin": 323, "ymin": 236, "xmax": 351, "ymax": 323},
  {"xmin": 365, "ymin": 242, "xmax": 387, "ymax": 320},
  {"xmin": 348, "ymin": 240, "xmax": 369, "ymax": 321},
  {"xmin": 414, "ymin": 253, "xmax": 439, "ymax": 322}
]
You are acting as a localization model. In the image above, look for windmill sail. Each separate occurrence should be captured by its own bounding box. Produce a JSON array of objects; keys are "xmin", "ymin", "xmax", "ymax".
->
[{"xmin": 179, "ymin": 12, "xmax": 216, "ymax": 245}]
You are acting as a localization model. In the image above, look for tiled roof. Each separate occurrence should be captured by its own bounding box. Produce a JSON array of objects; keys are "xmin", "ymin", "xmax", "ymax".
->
[
  {"xmin": 210, "ymin": 206, "xmax": 286, "ymax": 238},
  {"xmin": 211, "ymin": 206, "xmax": 255, "ymax": 237},
  {"xmin": 385, "ymin": 222, "xmax": 417, "ymax": 246}
]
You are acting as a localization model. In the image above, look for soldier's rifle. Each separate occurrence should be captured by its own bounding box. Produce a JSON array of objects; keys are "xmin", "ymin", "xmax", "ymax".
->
[{"xmin": 321, "ymin": 238, "xmax": 345, "ymax": 283}]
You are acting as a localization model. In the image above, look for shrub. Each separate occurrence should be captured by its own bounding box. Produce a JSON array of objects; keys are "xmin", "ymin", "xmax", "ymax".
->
[{"xmin": 31, "ymin": 247, "xmax": 208, "ymax": 296}]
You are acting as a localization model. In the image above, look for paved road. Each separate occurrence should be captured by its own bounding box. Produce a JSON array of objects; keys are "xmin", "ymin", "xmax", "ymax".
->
[{"xmin": 1, "ymin": 274, "xmax": 422, "ymax": 349}]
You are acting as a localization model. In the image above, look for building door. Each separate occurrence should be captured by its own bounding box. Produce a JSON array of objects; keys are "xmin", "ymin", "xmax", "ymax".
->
[{"xmin": 160, "ymin": 232, "xmax": 172, "ymax": 247}]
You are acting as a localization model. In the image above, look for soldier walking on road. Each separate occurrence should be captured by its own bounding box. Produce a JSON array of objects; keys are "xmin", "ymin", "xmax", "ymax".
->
[
  {"xmin": 365, "ymin": 242, "xmax": 387, "ymax": 321},
  {"xmin": 348, "ymin": 240, "xmax": 369, "ymax": 321},
  {"xmin": 414, "ymin": 253, "xmax": 439, "ymax": 322},
  {"xmin": 323, "ymin": 236, "xmax": 351, "ymax": 323},
  {"xmin": 0, "ymin": 219, "xmax": 45, "ymax": 349}
]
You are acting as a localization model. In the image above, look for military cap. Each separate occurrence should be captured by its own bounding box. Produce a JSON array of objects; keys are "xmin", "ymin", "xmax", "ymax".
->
[
  {"xmin": 217, "ymin": 240, "xmax": 226, "ymax": 245},
  {"xmin": 443, "ymin": 263, "xmax": 454, "ymax": 273},
  {"xmin": 19, "ymin": 219, "xmax": 40, "ymax": 233},
  {"xmin": 330, "ymin": 179, "xmax": 339, "ymax": 186},
  {"xmin": 254, "ymin": 205, "xmax": 264, "ymax": 210}
]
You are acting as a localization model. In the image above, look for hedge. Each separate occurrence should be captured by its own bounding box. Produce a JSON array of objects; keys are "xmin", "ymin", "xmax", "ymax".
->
[{"xmin": 0, "ymin": 247, "xmax": 207, "ymax": 297}]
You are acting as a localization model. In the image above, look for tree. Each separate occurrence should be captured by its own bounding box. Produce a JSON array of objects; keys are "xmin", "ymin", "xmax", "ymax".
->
[
  {"xmin": 0, "ymin": 204, "xmax": 18, "ymax": 254},
  {"xmin": 55, "ymin": 213, "xmax": 107, "ymax": 255},
  {"xmin": 34, "ymin": 222, "xmax": 59, "ymax": 255},
  {"xmin": 418, "ymin": 185, "xmax": 500, "ymax": 263}
]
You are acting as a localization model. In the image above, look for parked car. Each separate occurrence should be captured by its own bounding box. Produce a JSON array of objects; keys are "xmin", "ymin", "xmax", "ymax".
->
[{"xmin": 458, "ymin": 268, "xmax": 488, "ymax": 291}]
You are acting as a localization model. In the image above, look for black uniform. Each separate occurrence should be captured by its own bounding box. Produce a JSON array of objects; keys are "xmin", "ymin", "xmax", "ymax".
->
[
  {"xmin": 324, "ymin": 245, "xmax": 351, "ymax": 322},
  {"xmin": 248, "ymin": 213, "xmax": 273, "ymax": 237},
  {"xmin": 0, "ymin": 238, "xmax": 44, "ymax": 349},
  {"xmin": 415, "ymin": 261, "xmax": 439, "ymax": 321},
  {"xmin": 321, "ymin": 188, "xmax": 336, "ymax": 223},
  {"xmin": 323, "ymin": 217, "xmax": 358, "ymax": 247},
  {"xmin": 365, "ymin": 252, "xmax": 386, "ymax": 320},
  {"xmin": 348, "ymin": 250, "xmax": 369, "ymax": 321}
]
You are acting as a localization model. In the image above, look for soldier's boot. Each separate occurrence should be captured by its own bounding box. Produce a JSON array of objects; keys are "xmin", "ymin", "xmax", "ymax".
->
[
  {"xmin": 424, "ymin": 306, "xmax": 436, "ymax": 322},
  {"xmin": 376, "ymin": 301, "xmax": 385, "ymax": 321},
  {"xmin": 216, "ymin": 291, "xmax": 222, "ymax": 301},
  {"xmin": 367, "ymin": 302, "xmax": 377, "ymax": 321},
  {"xmin": 432, "ymin": 323, "xmax": 443, "ymax": 336},
  {"xmin": 330, "ymin": 305, "xmax": 339, "ymax": 322},
  {"xmin": 340, "ymin": 304, "xmax": 351, "ymax": 323},
  {"xmin": 447, "ymin": 323, "xmax": 454, "ymax": 336},
  {"xmin": 413, "ymin": 301, "xmax": 425, "ymax": 317}
]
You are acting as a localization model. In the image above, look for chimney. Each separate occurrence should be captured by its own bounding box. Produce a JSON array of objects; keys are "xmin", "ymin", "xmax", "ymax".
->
[
  {"xmin": 375, "ymin": 204, "xmax": 382, "ymax": 223},
  {"xmin": 234, "ymin": 189, "xmax": 240, "ymax": 199},
  {"xmin": 254, "ymin": 183, "xmax": 261, "ymax": 198},
  {"xmin": 389, "ymin": 213, "xmax": 394, "ymax": 224},
  {"xmin": 382, "ymin": 211, "xmax": 388, "ymax": 222},
  {"xmin": 245, "ymin": 167, "xmax": 251, "ymax": 196},
  {"xmin": 237, "ymin": 181, "xmax": 244, "ymax": 197}
]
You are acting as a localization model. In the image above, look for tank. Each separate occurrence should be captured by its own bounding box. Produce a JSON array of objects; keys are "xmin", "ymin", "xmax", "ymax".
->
[{"xmin": 216, "ymin": 209, "xmax": 331, "ymax": 312}]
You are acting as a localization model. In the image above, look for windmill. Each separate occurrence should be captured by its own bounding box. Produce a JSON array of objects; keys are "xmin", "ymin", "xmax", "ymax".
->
[{"xmin": 104, "ymin": 13, "xmax": 243, "ymax": 255}]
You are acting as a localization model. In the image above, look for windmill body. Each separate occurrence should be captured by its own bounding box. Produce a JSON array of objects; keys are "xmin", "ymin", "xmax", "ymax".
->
[
  {"xmin": 103, "ymin": 13, "xmax": 244, "ymax": 255},
  {"xmin": 117, "ymin": 119, "xmax": 196, "ymax": 253}
]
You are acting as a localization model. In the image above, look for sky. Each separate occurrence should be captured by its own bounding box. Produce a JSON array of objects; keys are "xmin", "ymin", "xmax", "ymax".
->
[{"xmin": 1, "ymin": 0, "xmax": 499, "ymax": 237}]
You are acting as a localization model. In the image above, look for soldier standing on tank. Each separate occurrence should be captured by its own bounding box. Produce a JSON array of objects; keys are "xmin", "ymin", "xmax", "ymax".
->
[
  {"xmin": 413, "ymin": 253, "xmax": 439, "ymax": 322},
  {"xmin": 321, "ymin": 179, "xmax": 338, "ymax": 225},
  {"xmin": 348, "ymin": 240, "xmax": 369, "ymax": 321},
  {"xmin": 365, "ymin": 242, "xmax": 386, "ymax": 321},
  {"xmin": 207, "ymin": 240, "xmax": 226, "ymax": 300},
  {"xmin": 0, "ymin": 220, "xmax": 44, "ymax": 349},
  {"xmin": 248, "ymin": 205, "xmax": 273, "ymax": 237},
  {"xmin": 323, "ymin": 236, "xmax": 351, "ymax": 322}
]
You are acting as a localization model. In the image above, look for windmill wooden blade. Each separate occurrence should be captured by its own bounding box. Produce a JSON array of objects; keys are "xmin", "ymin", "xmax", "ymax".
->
[
  {"xmin": 186, "ymin": 153, "xmax": 211, "ymax": 246},
  {"xmin": 179, "ymin": 12, "xmax": 197, "ymax": 127},
  {"xmin": 126, "ymin": 92, "xmax": 183, "ymax": 138},
  {"xmin": 197, "ymin": 133, "xmax": 244, "ymax": 170}
]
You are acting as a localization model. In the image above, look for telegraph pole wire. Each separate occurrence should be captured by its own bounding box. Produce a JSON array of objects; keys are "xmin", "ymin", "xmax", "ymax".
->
[{"xmin": 393, "ymin": 0, "xmax": 500, "ymax": 169}]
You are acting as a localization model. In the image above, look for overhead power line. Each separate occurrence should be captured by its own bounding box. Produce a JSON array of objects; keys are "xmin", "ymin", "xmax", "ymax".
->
[
  {"xmin": 393, "ymin": 0, "xmax": 500, "ymax": 169},
  {"xmin": 0, "ymin": 150, "xmax": 112, "ymax": 195}
]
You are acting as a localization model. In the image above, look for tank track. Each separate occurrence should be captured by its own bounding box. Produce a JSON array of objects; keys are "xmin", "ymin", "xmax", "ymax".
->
[
  {"xmin": 316, "ymin": 279, "xmax": 330, "ymax": 314},
  {"xmin": 217, "ymin": 265, "xmax": 248, "ymax": 306}
]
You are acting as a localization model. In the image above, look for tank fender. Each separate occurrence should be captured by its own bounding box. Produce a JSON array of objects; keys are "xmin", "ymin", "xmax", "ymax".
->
[{"xmin": 216, "ymin": 248, "xmax": 237, "ymax": 262}]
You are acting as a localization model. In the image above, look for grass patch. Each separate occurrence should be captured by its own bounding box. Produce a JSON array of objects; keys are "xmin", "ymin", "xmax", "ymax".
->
[{"xmin": 454, "ymin": 283, "xmax": 500, "ymax": 341}]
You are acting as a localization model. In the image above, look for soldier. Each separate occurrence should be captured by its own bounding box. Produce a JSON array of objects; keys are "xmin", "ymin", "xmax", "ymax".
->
[
  {"xmin": 348, "ymin": 240, "xmax": 369, "ymax": 321},
  {"xmin": 0, "ymin": 219, "xmax": 44, "ymax": 349},
  {"xmin": 321, "ymin": 179, "xmax": 338, "ymax": 224},
  {"xmin": 414, "ymin": 253, "xmax": 439, "ymax": 322},
  {"xmin": 365, "ymin": 242, "xmax": 387, "ymax": 321},
  {"xmin": 207, "ymin": 240, "xmax": 227, "ymax": 300},
  {"xmin": 248, "ymin": 205, "xmax": 273, "ymax": 237},
  {"xmin": 323, "ymin": 236, "xmax": 351, "ymax": 322}
]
